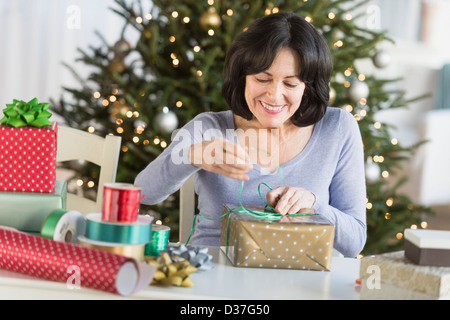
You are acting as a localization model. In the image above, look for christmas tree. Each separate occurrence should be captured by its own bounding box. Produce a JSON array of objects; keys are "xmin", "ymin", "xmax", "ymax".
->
[{"xmin": 51, "ymin": 0, "xmax": 433, "ymax": 255}]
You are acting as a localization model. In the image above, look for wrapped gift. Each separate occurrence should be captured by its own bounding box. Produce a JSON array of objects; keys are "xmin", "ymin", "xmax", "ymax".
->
[
  {"xmin": 220, "ymin": 204, "xmax": 335, "ymax": 271},
  {"xmin": 359, "ymin": 251, "xmax": 450, "ymax": 300},
  {"xmin": 0, "ymin": 98, "xmax": 56, "ymax": 193},
  {"xmin": 404, "ymin": 228, "xmax": 450, "ymax": 267},
  {"xmin": 0, "ymin": 180, "xmax": 66, "ymax": 232}
]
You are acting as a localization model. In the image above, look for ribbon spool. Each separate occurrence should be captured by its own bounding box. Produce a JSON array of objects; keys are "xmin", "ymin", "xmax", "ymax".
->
[
  {"xmin": 102, "ymin": 183, "xmax": 145, "ymax": 223},
  {"xmin": 145, "ymin": 225, "xmax": 170, "ymax": 257},
  {"xmin": 40, "ymin": 209, "xmax": 86, "ymax": 244},
  {"xmin": 85, "ymin": 213, "xmax": 153, "ymax": 245},
  {"xmin": 78, "ymin": 236, "xmax": 146, "ymax": 262}
]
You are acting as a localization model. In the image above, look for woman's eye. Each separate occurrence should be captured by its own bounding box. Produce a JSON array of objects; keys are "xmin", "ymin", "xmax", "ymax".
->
[
  {"xmin": 284, "ymin": 82, "xmax": 298, "ymax": 88},
  {"xmin": 255, "ymin": 78, "xmax": 270, "ymax": 83}
]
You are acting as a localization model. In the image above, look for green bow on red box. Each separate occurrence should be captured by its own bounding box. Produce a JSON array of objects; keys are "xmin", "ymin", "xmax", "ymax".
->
[{"xmin": 0, "ymin": 98, "xmax": 52, "ymax": 128}]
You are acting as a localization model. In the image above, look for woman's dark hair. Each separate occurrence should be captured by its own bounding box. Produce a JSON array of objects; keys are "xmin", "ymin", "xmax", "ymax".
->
[{"xmin": 222, "ymin": 12, "xmax": 333, "ymax": 127}]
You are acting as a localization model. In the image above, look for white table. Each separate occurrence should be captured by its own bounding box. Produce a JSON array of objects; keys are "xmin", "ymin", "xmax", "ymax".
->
[{"xmin": 0, "ymin": 247, "xmax": 361, "ymax": 300}]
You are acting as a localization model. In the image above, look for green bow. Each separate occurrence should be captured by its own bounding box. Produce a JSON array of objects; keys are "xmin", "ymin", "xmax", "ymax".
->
[{"xmin": 0, "ymin": 98, "xmax": 52, "ymax": 128}]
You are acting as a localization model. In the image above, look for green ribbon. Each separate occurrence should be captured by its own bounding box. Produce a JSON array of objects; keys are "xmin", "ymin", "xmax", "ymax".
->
[
  {"xmin": 0, "ymin": 98, "xmax": 52, "ymax": 128},
  {"xmin": 85, "ymin": 213, "xmax": 152, "ymax": 245},
  {"xmin": 144, "ymin": 225, "xmax": 171, "ymax": 257},
  {"xmin": 185, "ymin": 155, "xmax": 318, "ymax": 246},
  {"xmin": 40, "ymin": 209, "xmax": 68, "ymax": 240}
]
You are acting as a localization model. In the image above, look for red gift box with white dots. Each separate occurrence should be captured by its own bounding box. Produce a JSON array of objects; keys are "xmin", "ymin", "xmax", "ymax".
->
[{"xmin": 0, "ymin": 122, "xmax": 57, "ymax": 193}]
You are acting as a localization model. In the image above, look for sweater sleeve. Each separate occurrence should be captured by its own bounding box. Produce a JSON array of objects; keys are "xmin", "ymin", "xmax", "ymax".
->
[
  {"xmin": 134, "ymin": 116, "xmax": 203, "ymax": 205},
  {"xmin": 312, "ymin": 111, "xmax": 367, "ymax": 258}
]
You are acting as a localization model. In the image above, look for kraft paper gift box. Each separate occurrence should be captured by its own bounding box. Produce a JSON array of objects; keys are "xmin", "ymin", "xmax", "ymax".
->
[
  {"xmin": 359, "ymin": 251, "xmax": 450, "ymax": 300},
  {"xmin": 220, "ymin": 204, "xmax": 335, "ymax": 271},
  {"xmin": 404, "ymin": 228, "xmax": 450, "ymax": 267},
  {"xmin": 0, "ymin": 180, "xmax": 67, "ymax": 233}
]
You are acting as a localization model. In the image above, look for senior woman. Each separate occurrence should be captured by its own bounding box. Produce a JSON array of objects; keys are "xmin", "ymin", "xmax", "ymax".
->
[{"xmin": 135, "ymin": 12, "xmax": 367, "ymax": 258}]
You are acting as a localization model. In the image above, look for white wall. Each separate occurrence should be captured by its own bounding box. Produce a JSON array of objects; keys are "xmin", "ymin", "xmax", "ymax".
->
[
  {"xmin": 350, "ymin": 0, "xmax": 450, "ymax": 206},
  {"xmin": 0, "ymin": 0, "xmax": 134, "ymax": 119}
]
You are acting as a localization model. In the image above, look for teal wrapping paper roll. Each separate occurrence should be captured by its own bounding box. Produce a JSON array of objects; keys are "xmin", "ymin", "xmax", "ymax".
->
[
  {"xmin": 85, "ymin": 213, "xmax": 153, "ymax": 245},
  {"xmin": 0, "ymin": 180, "xmax": 67, "ymax": 232}
]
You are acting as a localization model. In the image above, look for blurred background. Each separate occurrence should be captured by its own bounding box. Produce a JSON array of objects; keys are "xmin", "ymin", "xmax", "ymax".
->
[{"xmin": 1, "ymin": 0, "xmax": 450, "ymax": 248}]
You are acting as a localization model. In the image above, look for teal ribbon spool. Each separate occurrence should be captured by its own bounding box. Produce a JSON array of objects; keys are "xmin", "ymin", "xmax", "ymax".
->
[
  {"xmin": 144, "ymin": 225, "xmax": 170, "ymax": 257},
  {"xmin": 85, "ymin": 213, "xmax": 153, "ymax": 245}
]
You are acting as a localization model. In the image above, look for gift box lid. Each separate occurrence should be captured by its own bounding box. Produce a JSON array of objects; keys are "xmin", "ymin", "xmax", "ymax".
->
[{"xmin": 405, "ymin": 229, "xmax": 450, "ymax": 249}]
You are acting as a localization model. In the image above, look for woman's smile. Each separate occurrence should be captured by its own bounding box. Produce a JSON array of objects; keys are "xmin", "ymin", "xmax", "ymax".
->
[{"xmin": 259, "ymin": 101, "xmax": 287, "ymax": 114}]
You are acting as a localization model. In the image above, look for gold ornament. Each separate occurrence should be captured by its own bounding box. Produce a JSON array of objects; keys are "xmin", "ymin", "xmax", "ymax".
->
[
  {"xmin": 108, "ymin": 59, "xmax": 125, "ymax": 73},
  {"xmin": 113, "ymin": 38, "xmax": 131, "ymax": 58},
  {"xmin": 110, "ymin": 99, "xmax": 129, "ymax": 119},
  {"xmin": 329, "ymin": 86, "xmax": 336, "ymax": 104},
  {"xmin": 199, "ymin": 7, "xmax": 221, "ymax": 29}
]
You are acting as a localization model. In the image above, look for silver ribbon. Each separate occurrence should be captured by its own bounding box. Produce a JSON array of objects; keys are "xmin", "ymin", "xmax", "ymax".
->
[{"xmin": 163, "ymin": 243, "xmax": 214, "ymax": 271}]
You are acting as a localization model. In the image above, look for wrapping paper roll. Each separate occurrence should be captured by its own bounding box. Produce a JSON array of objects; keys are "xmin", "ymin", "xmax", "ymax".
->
[
  {"xmin": 78, "ymin": 236, "xmax": 146, "ymax": 262},
  {"xmin": 40, "ymin": 209, "xmax": 86, "ymax": 243},
  {"xmin": 85, "ymin": 213, "xmax": 153, "ymax": 245},
  {"xmin": 0, "ymin": 228, "xmax": 156, "ymax": 296},
  {"xmin": 0, "ymin": 180, "xmax": 67, "ymax": 232}
]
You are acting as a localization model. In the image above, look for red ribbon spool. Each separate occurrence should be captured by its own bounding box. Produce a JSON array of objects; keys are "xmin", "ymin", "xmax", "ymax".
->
[{"xmin": 102, "ymin": 183, "xmax": 145, "ymax": 223}]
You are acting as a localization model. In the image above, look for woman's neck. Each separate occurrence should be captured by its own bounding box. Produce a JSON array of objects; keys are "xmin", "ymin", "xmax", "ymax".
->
[{"xmin": 233, "ymin": 114, "xmax": 313, "ymax": 169}]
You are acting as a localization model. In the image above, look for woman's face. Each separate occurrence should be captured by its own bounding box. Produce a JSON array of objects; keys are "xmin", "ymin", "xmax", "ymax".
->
[{"xmin": 244, "ymin": 47, "xmax": 305, "ymax": 130}]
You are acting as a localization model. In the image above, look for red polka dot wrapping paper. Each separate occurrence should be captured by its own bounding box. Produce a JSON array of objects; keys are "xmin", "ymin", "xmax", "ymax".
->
[
  {"xmin": 0, "ymin": 227, "xmax": 156, "ymax": 296},
  {"xmin": 0, "ymin": 122, "xmax": 57, "ymax": 193}
]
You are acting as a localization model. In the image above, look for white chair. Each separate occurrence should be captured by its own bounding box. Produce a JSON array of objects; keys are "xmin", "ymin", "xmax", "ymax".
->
[
  {"xmin": 179, "ymin": 175, "xmax": 196, "ymax": 243},
  {"xmin": 56, "ymin": 126, "xmax": 122, "ymax": 216}
]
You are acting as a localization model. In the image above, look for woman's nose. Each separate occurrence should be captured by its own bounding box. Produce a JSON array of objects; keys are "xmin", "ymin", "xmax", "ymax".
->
[{"xmin": 266, "ymin": 82, "xmax": 284, "ymax": 100}]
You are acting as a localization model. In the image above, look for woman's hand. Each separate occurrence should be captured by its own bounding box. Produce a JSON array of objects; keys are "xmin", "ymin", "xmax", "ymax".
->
[
  {"xmin": 189, "ymin": 138, "xmax": 253, "ymax": 181},
  {"xmin": 266, "ymin": 186, "xmax": 316, "ymax": 217}
]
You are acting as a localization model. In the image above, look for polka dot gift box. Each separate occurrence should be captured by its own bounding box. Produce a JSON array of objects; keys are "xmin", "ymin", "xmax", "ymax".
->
[
  {"xmin": 0, "ymin": 98, "xmax": 57, "ymax": 193},
  {"xmin": 220, "ymin": 204, "xmax": 335, "ymax": 271}
]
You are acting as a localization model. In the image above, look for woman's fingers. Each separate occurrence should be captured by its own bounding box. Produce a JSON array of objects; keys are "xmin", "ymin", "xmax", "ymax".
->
[
  {"xmin": 267, "ymin": 186, "xmax": 316, "ymax": 215},
  {"xmin": 266, "ymin": 186, "xmax": 286, "ymax": 209},
  {"xmin": 189, "ymin": 138, "xmax": 253, "ymax": 180}
]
